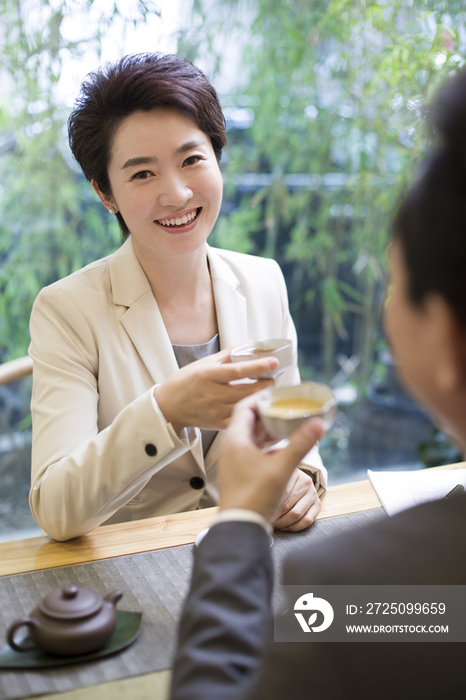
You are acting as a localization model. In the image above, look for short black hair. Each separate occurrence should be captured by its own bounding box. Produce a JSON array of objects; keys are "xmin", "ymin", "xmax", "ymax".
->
[{"xmin": 68, "ymin": 53, "xmax": 227, "ymax": 235}]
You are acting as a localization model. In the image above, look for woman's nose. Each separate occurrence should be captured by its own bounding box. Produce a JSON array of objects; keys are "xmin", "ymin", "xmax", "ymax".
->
[{"xmin": 158, "ymin": 175, "xmax": 193, "ymax": 208}]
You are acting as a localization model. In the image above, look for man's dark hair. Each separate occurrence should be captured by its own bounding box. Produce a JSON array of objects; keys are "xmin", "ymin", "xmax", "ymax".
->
[{"xmin": 392, "ymin": 68, "xmax": 466, "ymax": 328}]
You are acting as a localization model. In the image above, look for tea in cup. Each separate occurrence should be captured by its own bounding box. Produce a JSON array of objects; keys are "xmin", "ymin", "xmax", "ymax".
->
[{"xmin": 257, "ymin": 381, "xmax": 337, "ymax": 439}]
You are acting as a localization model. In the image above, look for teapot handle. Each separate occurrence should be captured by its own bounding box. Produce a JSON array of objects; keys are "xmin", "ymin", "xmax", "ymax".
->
[{"xmin": 7, "ymin": 617, "xmax": 39, "ymax": 652}]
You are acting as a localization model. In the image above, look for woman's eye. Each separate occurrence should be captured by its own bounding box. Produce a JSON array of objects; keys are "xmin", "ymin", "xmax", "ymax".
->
[
  {"xmin": 131, "ymin": 170, "xmax": 152, "ymax": 180},
  {"xmin": 183, "ymin": 155, "xmax": 203, "ymax": 167}
]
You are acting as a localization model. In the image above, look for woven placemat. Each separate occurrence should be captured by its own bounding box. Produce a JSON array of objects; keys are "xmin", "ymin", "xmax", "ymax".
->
[{"xmin": 0, "ymin": 508, "xmax": 385, "ymax": 700}]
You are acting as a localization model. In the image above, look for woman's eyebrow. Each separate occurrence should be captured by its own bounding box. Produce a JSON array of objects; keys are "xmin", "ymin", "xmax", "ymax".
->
[
  {"xmin": 121, "ymin": 140, "xmax": 206, "ymax": 170},
  {"xmin": 121, "ymin": 155, "xmax": 156, "ymax": 169},
  {"xmin": 175, "ymin": 139, "xmax": 206, "ymax": 155}
]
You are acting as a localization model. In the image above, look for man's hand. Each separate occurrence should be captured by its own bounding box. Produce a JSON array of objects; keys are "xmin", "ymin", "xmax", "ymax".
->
[
  {"xmin": 218, "ymin": 394, "xmax": 324, "ymax": 525},
  {"xmin": 273, "ymin": 468, "xmax": 321, "ymax": 531}
]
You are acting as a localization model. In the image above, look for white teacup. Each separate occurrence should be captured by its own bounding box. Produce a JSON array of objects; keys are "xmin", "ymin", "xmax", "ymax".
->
[
  {"xmin": 257, "ymin": 381, "xmax": 337, "ymax": 440},
  {"xmin": 230, "ymin": 339, "xmax": 293, "ymax": 379}
]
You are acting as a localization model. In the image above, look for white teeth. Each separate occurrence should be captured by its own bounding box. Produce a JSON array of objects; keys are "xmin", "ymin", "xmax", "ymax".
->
[{"xmin": 158, "ymin": 209, "xmax": 198, "ymax": 227}]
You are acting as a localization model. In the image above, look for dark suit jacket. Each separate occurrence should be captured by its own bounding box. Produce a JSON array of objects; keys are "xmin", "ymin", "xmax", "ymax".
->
[{"xmin": 171, "ymin": 495, "xmax": 466, "ymax": 700}]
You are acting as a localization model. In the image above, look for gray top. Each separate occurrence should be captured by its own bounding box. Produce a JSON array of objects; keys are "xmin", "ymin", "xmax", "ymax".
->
[{"xmin": 172, "ymin": 334, "xmax": 220, "ymax": 456}]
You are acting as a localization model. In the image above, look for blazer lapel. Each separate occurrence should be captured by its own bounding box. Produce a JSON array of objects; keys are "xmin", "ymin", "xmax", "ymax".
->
[
  {"xmin": 110, "ymin": 241, "xmax": 250, "ymax": 376},
  {"xmin": 108, "ymin": 241, "xmax": 250, "ymax": 474},
  {"xmin": 109, "ymin": 237, "xmax": 179, "ymax": 384},
  {"xmin": 207, "ymin": 246, "xmax": 249, "ymax": 351},
  {"xmin": 206, "ymin": 246, "xmax": 250, "ymax": 470},
  {"xmin": 109, "ymin": 238, "xmax": 204, "ymax": 470}
]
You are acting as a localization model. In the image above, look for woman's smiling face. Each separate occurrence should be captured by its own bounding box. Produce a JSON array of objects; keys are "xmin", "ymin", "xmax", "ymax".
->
[{"xmin": 100, "ymin": 107, "xmax": 223, "ymax": 259}]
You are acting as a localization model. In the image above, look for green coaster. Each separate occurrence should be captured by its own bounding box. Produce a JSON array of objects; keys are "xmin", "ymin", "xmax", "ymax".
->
[{"xmin": 0, "ymin": 610, "xmax": 142, "ymax": 669}]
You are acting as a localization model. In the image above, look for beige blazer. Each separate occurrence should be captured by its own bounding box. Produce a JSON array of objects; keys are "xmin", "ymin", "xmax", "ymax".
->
[{"xmin": 29, "ymin": 237, "xmax": 326, "ymax": 540}]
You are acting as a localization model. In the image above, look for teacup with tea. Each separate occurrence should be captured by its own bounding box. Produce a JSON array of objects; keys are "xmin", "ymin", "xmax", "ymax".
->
[{"xmin": 257, "ymin": 381, "xmax": 337, "ymax": 439}]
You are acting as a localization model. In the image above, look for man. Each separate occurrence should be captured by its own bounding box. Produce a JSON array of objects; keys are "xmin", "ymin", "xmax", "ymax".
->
[{"xmin": 170, "ymin": 396, "xmax": 466, "ymax": 699}]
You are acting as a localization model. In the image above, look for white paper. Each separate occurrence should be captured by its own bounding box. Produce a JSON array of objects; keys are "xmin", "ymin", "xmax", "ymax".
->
[{"xmin": 367, "ymin": 468, "xmax": 466, "ymax": 516}]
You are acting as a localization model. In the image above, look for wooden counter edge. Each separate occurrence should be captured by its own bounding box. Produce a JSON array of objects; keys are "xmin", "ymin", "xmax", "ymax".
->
[
  {"xmin": 1, "ymin": 462, "xmax": 465, "ymax": 577},
  {"xmin": 0, "ymin": 355, "xmax": 33, "ymax": 385}
]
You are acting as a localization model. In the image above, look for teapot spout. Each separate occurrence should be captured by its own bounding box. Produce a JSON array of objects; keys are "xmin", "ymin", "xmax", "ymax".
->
[{"xmin": 104, "ymin": 590, "xmax": 123, "ymax": 607}]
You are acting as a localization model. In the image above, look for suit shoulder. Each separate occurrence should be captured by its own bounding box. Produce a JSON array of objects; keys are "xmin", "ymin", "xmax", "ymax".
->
[
  {"xmin": 284, "ymin": 498, "xmax": 466, "ymax": 585},
  {"xmin": 210, "ymin": 246, "xmax": 280, "ymax": 268},
  {"xmin": 208, "ymin": 246, "xmax": 282, "ymax": 279},
  {"xmin": 34, "ymin": 252, "xmax": 114, "ymax": 304}
]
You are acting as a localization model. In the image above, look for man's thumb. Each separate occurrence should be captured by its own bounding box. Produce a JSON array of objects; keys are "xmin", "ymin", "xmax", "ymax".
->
[{"xmin": 282, "ymin": 419, "xmax": 324, "ymax": 467}]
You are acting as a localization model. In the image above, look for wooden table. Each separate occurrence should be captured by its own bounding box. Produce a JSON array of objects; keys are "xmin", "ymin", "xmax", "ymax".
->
[
  {"xmin": 0, "ymin": 472, "xmax": 390, "ymax": 578},
  {"xmin": 1, "ymin": 462, "xmax": 464, "ymax": 700}
]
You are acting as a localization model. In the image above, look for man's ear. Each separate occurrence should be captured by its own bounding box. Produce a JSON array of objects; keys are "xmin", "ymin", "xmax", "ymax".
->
[
  {"xmin": 91, "ymin": 180, "xmax": 116, "ymax": 212},
  {"xmin": 425, "ymin": 294, "xmax": 466, "ymax": 393}
]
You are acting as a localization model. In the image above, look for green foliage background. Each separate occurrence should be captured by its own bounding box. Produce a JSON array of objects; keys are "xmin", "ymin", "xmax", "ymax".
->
[
  {"xmin": 180, "ymin": 0, "xmax": 466, "ymax": 386},
  {"xmin": 0, "ymin": 0, "xmax": 465, "ymax": 397},
  {"xmin": 0, "ymin": 0, "xmax": 154, "ymax": 358}
]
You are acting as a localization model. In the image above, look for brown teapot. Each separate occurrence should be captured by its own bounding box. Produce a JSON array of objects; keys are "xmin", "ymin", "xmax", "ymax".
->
[{"xmin": 7, "ymin": 584, "xmax": 123, "ymax": 656}]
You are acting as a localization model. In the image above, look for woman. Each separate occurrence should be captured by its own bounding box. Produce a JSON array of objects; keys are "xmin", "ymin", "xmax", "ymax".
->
[
  {"xmin": 28, "ymin": 53, "xmax": 326, "ymax": 541},
  {"xmin": 170, "ymin": 67, "xmax": 466, "ymax": 700}
]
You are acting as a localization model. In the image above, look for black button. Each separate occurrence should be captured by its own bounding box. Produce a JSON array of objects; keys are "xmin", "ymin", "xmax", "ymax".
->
[
  {"xmin": 145, "ymin": 443, "xmax": 157, "ymax": 457},
  {"xmin": 190, "ymin": 476, "xmax": 205, "ymax": 490}
]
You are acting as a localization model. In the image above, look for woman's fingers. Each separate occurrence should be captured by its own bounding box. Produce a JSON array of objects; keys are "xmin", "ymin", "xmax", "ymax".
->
[
  {"xmin": 273, "ymin": 470, "xmax": 318, "ymax": 528},
  {"xmin": 277, "ymin": 498, "xmax": 322, "ymax": 532},
  {"xmin": 273, "ymin": 487, "xmax": 317, "ymax": 528},
  {"xmin": 224, "ymin": 377, "xmax": 275, "ymax": 402},
  {"xmin": 212, "ymin": 356, "xmax": 279, "ymax": 383},
  {"xmin": 273, "ymin": 467, "xmax": 321, "ymax": 531}
]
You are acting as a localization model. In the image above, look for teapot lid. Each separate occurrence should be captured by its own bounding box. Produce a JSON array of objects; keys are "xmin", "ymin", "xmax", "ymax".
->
[{"xmin": 38, "ymin": 585, "xmax": 103, "ymax": 620}]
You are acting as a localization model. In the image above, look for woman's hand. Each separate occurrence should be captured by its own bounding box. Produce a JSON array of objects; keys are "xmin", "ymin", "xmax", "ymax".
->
[
  {"xmin": 153, "ymin": 348, "xmax": 279, "ymax": 434},
  {"xmin": 272, "ymin": 468, "xmax": 321, "ymax": 531}
]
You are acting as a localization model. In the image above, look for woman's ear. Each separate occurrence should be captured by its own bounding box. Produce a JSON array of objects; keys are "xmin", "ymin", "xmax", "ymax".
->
[
  {"xmin": 91, "ymin": 180, "xmax": 117, "ymax": 213},
  {"xmin": 425, "ymin": 294, "xmax": 466, "ymax": 393}
]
